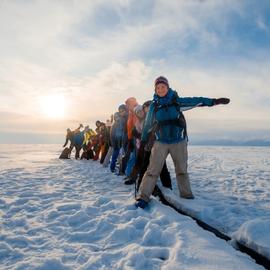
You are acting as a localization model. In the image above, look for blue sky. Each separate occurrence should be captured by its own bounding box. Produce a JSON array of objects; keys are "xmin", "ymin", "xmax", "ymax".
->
[{"xmin": 0, "ymin": 0, "xmax": 270, "ymax": 143}]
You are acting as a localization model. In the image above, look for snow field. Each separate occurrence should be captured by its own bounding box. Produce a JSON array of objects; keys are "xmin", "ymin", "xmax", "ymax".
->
[
  {"xmin": 0, "ymin": 145, "xmax": 266, "ymax": 269},
  {"xmin": 164, "ymin": 146, "xmax": 270, "ymax": 261}
]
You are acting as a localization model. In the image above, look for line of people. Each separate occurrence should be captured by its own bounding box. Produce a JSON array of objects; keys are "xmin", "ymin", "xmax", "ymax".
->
[{"xmin": 60, "ymin": 76, "xmax": 230, "ymax": 209}]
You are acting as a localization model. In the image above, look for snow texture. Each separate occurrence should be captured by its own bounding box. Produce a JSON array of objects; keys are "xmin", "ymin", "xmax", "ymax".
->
[
  {"xmin": 161, "ymin": 146, "xmax": 270, "ymax": 260},
  {"xmin": 0, "ymin": 144, "xmax": 267, "ymax": 269}
]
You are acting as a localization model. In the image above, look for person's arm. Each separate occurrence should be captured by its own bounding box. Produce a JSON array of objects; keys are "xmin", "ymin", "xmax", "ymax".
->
[
  {"xmin": 110, "ymin": 125, "xmax": 115, "ymax": 146},
  {"xmin": 178, "ymin": 96, "xmax": 214, "ymax": 107},
  {"xmin": 127, "ymin": 114, "xmax": 134, "ymax": 140},
  {"xmin": 178, "ymin": 96, "xmax": 230, "ymax": 108},
  {"xmin": 141, "ymin": 103, "xmax": 155, "ymax": 143},
  {"xmin": 63, "ymin": 136, "xmax": 68, "ymax": 147}
]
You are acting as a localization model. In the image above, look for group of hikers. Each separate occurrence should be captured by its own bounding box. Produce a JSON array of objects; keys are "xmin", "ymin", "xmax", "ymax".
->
[{"xmin": 60, "ymin": 76, "xmax": 230, "ymax": 209}]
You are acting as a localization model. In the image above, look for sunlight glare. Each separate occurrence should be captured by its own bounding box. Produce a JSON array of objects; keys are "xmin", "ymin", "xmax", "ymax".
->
[{"xmin": 40, "ymin": 94, "xmax": 66, "ymax": 119}]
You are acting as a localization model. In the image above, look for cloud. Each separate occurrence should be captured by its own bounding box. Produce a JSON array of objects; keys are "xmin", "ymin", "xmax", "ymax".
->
[{"xmin": 0, "ymin": 0, "xmax": 270, "ymax": 142}]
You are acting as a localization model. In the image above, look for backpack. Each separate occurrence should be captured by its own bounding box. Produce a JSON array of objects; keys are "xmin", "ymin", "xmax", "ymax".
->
[{"xmin": 152, "ymin": 91, "xmax": 188, "ymax": 140}]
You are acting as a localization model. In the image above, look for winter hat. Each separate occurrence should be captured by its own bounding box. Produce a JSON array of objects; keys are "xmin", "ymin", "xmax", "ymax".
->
[
  {"xmin": 142, "ymin": 100, "xmax": 152, "ymax": 109},
  {"xmin": 118, "ymin": 104, "xmax": 127, "ymax": 112},
  {"xmin": 125, "ymin": 97, "xmax": 138, "ymax": 110},
  {"xmin": 84, "ymin": 125, "xmax": 90, "ymax": 131},
  {"xmin": 155, "ymin": 76, "xmax": 169, "ymax": 88},
  {"xmin": 134, "ymin": 105, "xmax": 143, "ymax": 115}
]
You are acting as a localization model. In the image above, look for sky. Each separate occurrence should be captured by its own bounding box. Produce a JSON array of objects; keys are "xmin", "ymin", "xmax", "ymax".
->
[{"xmin": 0, "ymin": 0, "xmax": 270, "ymax": 144}]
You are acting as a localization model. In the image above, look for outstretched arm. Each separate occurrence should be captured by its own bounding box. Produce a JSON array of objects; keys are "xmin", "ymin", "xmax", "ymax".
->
[
  {"xmin": 178, "ymin": 97, "xmax": 214, "ymax": 107},
  {"xmin": 178, "ymin": 97, "xmax": 230, "ymax": 108}
]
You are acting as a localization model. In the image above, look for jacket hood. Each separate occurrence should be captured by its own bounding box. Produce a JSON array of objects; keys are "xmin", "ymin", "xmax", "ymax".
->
[
  {"xmin": 153, "ymin": 88, "xmax": 175, "ymax": 105},
  {"xmin": 125, "ymin": 97, "xmax": 138, "ymax": 110}
]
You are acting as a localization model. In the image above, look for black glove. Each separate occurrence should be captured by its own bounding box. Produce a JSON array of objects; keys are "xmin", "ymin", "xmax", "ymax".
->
[{"xmin": 213, "ymin": 98, "xmax": 230, "ymax": 105}]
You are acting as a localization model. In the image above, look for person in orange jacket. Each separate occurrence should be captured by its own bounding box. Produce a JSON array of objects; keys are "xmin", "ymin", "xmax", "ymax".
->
[{"xmin": 124, "ymin": 97, "xmax": 139, "ymax": 178}]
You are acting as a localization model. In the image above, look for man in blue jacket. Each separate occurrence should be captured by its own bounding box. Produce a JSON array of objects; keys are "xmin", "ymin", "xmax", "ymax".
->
[{"xmin": 136, "ymin": 76, "xmax": 230, "ymax": 209}]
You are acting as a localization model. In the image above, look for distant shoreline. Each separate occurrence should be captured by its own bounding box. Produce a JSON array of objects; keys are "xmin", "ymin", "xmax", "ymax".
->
[{"xmin": 1, "ymin": 142, "xmax": 270, "ymax": 147}]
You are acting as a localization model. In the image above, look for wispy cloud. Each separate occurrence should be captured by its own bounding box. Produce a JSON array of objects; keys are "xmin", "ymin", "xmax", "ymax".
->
[{"xmin": 0, "ymin": 0, "xmax": 270, "ymax": 142}]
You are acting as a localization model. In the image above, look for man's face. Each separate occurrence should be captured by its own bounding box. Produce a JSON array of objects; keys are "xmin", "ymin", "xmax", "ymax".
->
[{"xmin": 155, "ymin": 83, "xmax": 169, "ymax": 97}]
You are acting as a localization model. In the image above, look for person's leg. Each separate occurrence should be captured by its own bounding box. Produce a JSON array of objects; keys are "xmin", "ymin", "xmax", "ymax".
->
[
  {"xmin": 93, "ymin": 145, "xmax": 101, "ymax": 161},
  {"xmin": 110, "ymin": 148, "xmax": 120, "ymax": 172},
  {"xmin": 100, "ymin": 143, "xmax": 109, "ymax": 164},
  {"xmin": 120, "ymin": 149, "xmax": 130, "ymax": 174},
  {"xmin": 138, "ymin": 142, "xmax": 169, "ymax": 202},
  {"xmin": 169, "ymin": 140, "xmax": 193, "ymax": 198},
  {"xmin": 125, "ymin": 151, "xmax": 136, "ymax": 177},
  {"xmin": 137, "ymin": 151, "xmax": 150, "ymax": 191},
  {"xmin": 103, "ymin": 146, "xmax": 113, "ymax": 167},
  {"xmin": 75, "ymin": 145, "xmax": 81, "ymax": 159},
  {"xmin": 160, "ymin": 161, "xmax": 172, "ymax": 189}
]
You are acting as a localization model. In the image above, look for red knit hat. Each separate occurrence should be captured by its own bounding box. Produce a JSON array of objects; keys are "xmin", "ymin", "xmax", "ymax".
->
[{"xmin": 155, "ymin": 76, "xmax": 169, "ymax": 88}]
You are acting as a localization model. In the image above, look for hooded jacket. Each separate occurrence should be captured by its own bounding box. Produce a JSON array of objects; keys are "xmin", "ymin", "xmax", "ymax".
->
[{"xmin": 141, "ymin": 88, "xmax": 214, "ymax": 144}]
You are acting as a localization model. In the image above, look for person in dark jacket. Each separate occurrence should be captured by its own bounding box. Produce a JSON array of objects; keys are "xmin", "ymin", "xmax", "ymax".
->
[
  {"xmin": 117, "ymin": 104, "xmax": 129, "ymax": 175},
  {"xmin": 62, "ymin": 124, "xmax": 83, "ymax": 159},
  {"xmin": 136, "ymin": 76, "xmax": 230, "ymax": 209},
  {"xmin": 99, "ymin": 122, "xmax": 110, "ymax": 164},
  {"xmin": 110, "ymin": 112, "xmax": 125, "ymax": 172},
  {"xmin": 63, "ymin": 124, "xmax": 83, "ymax": 149},
  {"xmin": 102, "ymin": 117, "xmax": 114, "ymax": 167}
]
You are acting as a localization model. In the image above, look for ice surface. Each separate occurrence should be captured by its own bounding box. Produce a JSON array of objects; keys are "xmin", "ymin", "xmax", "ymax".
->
[
  {"xmin": 162, "ymin": 146, "xmax": 270, "ymax": 260},
  {"xmin": 0, "ymin": 144, "xmax": 266, "ymax": 269}
]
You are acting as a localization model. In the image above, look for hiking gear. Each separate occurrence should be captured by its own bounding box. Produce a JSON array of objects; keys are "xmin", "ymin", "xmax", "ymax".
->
[
  {"xmin": 135, "ymin": 199, "xmax": 148, "ymax": 209},
  {"xmin": 141, "ymin": 88, "xmax": 214, "ymax": 144},
  {"xmin": 134, "ymin": 105, "xmax": 143, "ymax": 115},
  {"xmin": 59, "ymin": 147, "xmax": 71, "ymax": 159},
  {"xmin": 124, "ymin": 177, "xmax": 136, "ymax": 185},
  {"xmin": 182, "ymin": 194, "xmax": 195, "ymax": 199},
  {"xmin": 155, "ymin": 76, "xmax": 169, "ymax": 88},
  {"xmin": 213, "ymin": 98, "xmax": 230, "ymax": 105},
  {"xmin": 153, "ymin": 90, "xmax": 188, "ymax": 142},
  {"xmin": 142, "ymin": 100, "xmax": 152, "ymax": 109}
]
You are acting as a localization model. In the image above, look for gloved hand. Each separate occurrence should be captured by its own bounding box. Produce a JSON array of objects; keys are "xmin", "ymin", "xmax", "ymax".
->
[{"xmin": 213, "ymin": 98, "xmax": 230, "ymax": 105}]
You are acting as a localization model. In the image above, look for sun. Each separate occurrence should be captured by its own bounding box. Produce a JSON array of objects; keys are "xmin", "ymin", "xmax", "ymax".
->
[{"xmin": 40, "ymin": 94, "xmax": 67, "ymax": 119}]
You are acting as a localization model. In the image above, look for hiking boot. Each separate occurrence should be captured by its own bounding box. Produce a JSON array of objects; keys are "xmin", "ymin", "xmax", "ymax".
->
[
  {"xmin": 124, "ymin": 178, "xmax": 135, "ymax": 185},
  {"xmin": 135, "ymin": 199, "xmax": 148, "ymax": 209},
  {"xmin": 181, "ymin": 194, "xmax": 195, "ymax": 199}
]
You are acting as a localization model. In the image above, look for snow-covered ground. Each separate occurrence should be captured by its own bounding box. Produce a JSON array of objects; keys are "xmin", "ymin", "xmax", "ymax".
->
[
  {"xmin": 0, "ymin": 144, "xmax": 267, "ymax": 269},
  {"xmin": 163, "ymin": 146, "xmax": 270, "ymax": 261}
]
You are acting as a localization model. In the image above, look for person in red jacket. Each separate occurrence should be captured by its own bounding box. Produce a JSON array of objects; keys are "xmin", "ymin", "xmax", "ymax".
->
[{"xmin": 125, "ymin": 97, "xmax": 139, "ymax": 178}]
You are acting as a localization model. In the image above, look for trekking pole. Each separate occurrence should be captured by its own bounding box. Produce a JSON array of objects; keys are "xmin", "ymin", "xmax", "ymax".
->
[{"xmin": 134, "ymin": 177, "xmax": 137, "ymax": 199}]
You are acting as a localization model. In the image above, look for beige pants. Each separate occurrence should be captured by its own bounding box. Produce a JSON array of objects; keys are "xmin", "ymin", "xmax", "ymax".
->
[{"xmin": 138, "ymin": 140, "xmax": 193, "ymax": 202}]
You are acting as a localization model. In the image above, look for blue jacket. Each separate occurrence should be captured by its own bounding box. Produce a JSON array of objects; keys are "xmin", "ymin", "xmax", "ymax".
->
[
  {"xmin": 111, "ymin": 116, "xmax": 125, "ymax": 149},
  {"xmin": 74, "ymin": 131, "xmax": 84, "ymax": 146},
  {"xmin": 141, "ymin": 89, "xmax": 214, "ymax": 144}
]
